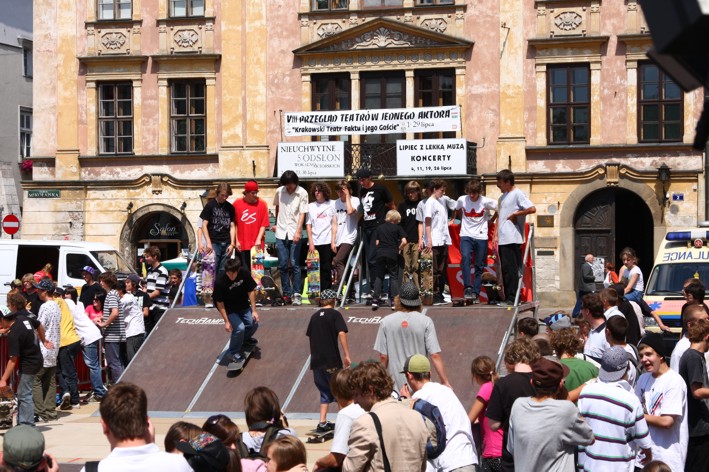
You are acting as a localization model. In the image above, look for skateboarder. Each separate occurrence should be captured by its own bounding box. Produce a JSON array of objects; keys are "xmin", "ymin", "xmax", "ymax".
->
[
  {"xmin": 423, "ymin": 179, "xmax": 453, "ymax": 305},
  {"xmin": 306, "ymin": 289, "xmax": 351, "ymax": 433},
  {"xmin": 233, "ymin": 180, "xmax": 270, "ymax": 273},
  {"xmin": 213, "ymin": 258, "xmax": 259, "ymax": 367},
  {"xmin": 200, "ymin": 182, "xmax": 237, "ymax": 275},
  {"xmin": 306, "ymin": 182, "xmax": 337, "ymax": 292}
]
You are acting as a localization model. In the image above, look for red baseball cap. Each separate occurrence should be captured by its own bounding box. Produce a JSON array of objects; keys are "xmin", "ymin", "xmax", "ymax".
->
[{"xmin": 244, "ymin": 180, "xmax": 259, "ymax": 192}]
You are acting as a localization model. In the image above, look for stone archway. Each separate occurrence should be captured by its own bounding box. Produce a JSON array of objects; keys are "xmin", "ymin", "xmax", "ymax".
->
[{"xmin": 119, "ymin": 203, "xmax": 196, "ymax": 267}]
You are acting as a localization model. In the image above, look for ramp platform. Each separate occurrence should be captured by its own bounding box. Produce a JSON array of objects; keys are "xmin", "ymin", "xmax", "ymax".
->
[{"xmin": 121, "ymin": 303, "xmax": 536, "ymax": 418}]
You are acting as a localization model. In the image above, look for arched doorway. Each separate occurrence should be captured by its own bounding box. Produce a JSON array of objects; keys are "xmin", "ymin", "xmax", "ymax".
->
[{"xmin": 574, "ymin": 188, "xmax": 654, "ymax": 287}]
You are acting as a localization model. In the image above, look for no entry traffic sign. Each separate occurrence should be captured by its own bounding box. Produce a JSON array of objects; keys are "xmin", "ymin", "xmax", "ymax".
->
[{"xmin": 2, "ymin": 214, "xmax": 20, "ymax": 235}]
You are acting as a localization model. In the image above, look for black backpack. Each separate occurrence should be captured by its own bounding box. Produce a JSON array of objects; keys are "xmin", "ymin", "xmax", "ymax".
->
[{"xmin": 236, "ymin": 420, "xmax": 285, "ymax": 460}]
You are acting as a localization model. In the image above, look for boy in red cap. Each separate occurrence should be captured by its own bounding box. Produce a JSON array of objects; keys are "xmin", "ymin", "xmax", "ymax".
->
[{"xmin": 233, "ymin": 180, "xmax": 270, "ymax": 273}]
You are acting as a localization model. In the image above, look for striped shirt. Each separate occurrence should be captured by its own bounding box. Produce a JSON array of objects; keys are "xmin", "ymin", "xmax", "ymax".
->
[
  {"xmin": 146, "ymin": 263, "xmax": 170, "ymax": 312},
  {"xmin": 577, "ymin": 380, "xmax": 651, "ymax": 471},
  {"xmin": 102, "ymin": 289, "xmax": 126, "ymax": 343}
]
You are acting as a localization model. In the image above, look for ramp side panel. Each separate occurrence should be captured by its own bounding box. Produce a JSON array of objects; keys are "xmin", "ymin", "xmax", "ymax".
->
[
  {"xmin": 121, "ymin": 307, "xmax": 226, "ymax": 412},
  {"xmin": 190, "ymin": 308, "xmax": 312, "ymax": 413}
]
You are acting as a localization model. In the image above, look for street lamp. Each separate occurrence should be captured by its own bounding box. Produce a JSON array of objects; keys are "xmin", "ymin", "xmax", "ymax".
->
[{"xmin": 657, "ymin": 163, "xmax": 671, "ymax": 207}]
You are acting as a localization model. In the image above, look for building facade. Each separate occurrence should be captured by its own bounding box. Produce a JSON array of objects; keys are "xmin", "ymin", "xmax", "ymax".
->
[
  {"xmin": 0, "ymin": 0, "xmax": 33, "ymax": 234},
  {"xmin": 27, "ymin": 0, "xmax": 705, "ymax": 305}
]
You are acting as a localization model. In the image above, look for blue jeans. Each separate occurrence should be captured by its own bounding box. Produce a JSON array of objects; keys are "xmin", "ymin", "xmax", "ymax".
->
[
  {"xmin": 58, "ymin": 341, "xmax": 81, "ymax": 404},
  {"xmin": 82, "ymin": 340, "xmax": 107, "ymax": 397},
  {"xmin": 460, "ymin": 237, "xmax": 488, "ymax": 295},
  {"xmin": 212, "ymin": 241, "xmax": 230, "ymax": 274},
  {"xmin": 276, "ymin": 237, "xmax": 304, "ymax": 297},
  {"xmin": 17, "ymin": 372, "xmax": 35, "ymax": 426},
  {"xmin": 228, "ymin": 309, "xmax": 258, "ymax": 359},
  {"xmin": 104, "ymin": 342, "xmax": 125, "ymax": 383},
  {"xmin": 625, "ymin": 289, "xmax": 643, "ymax": 303},
  {"xmin": 572, "ymin": 290, "xmax": 592, "ymax": 318}
]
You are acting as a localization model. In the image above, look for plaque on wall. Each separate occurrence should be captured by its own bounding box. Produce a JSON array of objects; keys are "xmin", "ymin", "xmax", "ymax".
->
[{"xmin": 537, "ymin": 215, "xmax": 554, "ymax": 227}]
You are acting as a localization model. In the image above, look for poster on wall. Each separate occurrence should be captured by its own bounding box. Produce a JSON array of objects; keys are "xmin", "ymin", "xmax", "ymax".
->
[
  {"xmin": 277, "ymin": 141, "xmax": 345, "ymax": 178},
  {"xmin": 396, "ymin": 138, "xmax": 467, "ymax": 176},
  {"xmin": 284, "ymin": 106, "xmax": 461, "ymax": 137}
]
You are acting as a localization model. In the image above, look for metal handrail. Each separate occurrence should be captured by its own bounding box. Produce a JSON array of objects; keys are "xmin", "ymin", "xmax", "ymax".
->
[{"xmin": 339, "ymin": 240, "xmax": 364, "ymax": 308}]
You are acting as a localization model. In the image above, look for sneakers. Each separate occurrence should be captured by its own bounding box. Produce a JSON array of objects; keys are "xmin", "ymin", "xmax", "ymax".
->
[
  {"xmin": 498, "ymin": 300, "xmax": 515, "ymax": 307},
  {"xmin": 371, "ymin": 299, "xmax": 379, "ymax": 311},
  {"xmin": 463, "ymin": 287, "xmax": 475, "ymax": 300},
  {"xmin": 86, "ymin": 392, "xmax": 104, "ymax": 403},
  {"xmin": 232, "ymin": 354, "xmax": 245, "ymax": 364},
  {"xmin": 292, "ymin": 294, "xmax": 302, "ymax": 306},
  {"xmin": 71, "ymin": 403, "xmax": 81, "ymax": 409},
  {"xmin": 433, "ymin": 294, "xmax": 447, "ymax": 305},
  {"xmin": 59, "ymin": 393, "xmax": 72, "ymax": 411},
  {"xmin": 316, "ymin": 421, "xmax": 335, "ymax": 433},
  {"xmin": 282, "ymin": 295, "xmax": 292, "ymax": 305},
  {"xmin": 244, "ymin": 337, "xmax": 259, "ymax": 347}
]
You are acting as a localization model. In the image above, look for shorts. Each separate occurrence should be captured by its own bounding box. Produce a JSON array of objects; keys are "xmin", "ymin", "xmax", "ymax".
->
[{"xmin": 313, "ymin": 368, "xmax": 336, "ymax": 404}]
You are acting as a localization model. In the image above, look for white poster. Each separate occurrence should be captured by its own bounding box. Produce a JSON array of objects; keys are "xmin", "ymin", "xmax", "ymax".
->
[
  {"xmin": 277, "ymin": 141, "xmax": 345, "ymax": 178},
  {"xmin": 284, "ymin": 106, "xmax": 461, "ymax": 137},
  {"xmin": 396, "ymin": 138, "xmax": 467, "ymax": 176}
]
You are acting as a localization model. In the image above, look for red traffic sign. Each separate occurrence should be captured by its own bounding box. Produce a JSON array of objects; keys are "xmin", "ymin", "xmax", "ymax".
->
[{"xmin": 2, "ymin": 214, "xmax": 20, "ymax": 235}]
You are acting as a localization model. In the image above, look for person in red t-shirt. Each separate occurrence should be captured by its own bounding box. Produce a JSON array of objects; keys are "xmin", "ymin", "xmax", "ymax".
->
[{"xmin": 233, "ymin": 180, "xmax": 271, "ymax": 272}]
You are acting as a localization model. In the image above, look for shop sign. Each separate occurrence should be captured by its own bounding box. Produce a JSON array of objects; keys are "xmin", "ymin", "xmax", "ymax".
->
[
  {"xmin": 277, "ymin": 141, "xmax": 344, "ymax": 178},
  {"xmin": 28, "ymin": 189, "xmax": 61, "ymax": 198},
  {"xmin": 149, "ymin": 221, "xmax": 180, "ymax": 238},
  {"xmin": 396, "ymin": 138, "xmax": 467, "ymax": 176},
  {"xmin": 284, "ymin": 105, "xmax": 460, "ymax": 137}
]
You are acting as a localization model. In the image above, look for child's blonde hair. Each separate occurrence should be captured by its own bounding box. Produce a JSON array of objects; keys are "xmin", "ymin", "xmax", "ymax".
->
[{"xmin": 385, "ymin": 209, "xmax": 401, "ymax": 224}]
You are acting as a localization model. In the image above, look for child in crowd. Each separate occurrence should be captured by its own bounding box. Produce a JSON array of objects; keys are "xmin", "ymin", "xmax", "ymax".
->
[
  {"xmin": 263, "ymin": 436, "xmax": 307, "ymax": 472},
  {"xmin": 164, "ymin": 421, "xmax": 202, "ymax": 453},
  {"xmin": 182, "ymin": 262, "xmax": 199, "ymax": 307},
  {"xmin": 306, "ymin": 289, "xmax": 351, "ymax": 433},
  {"xmin": 241, "ymin": 386, "xmax": 297, "ymax": 455},
  {"xmin": 619, "ymin": 247, "xmax": 644, "ymax": 303},
  {"xmin": 86, "ymin": 291, "xmax": 105, "ymax": 322},
  {"xmin": 203, "ymin": 414, "xmax": 267, "ymax": 472},
  {"xmin": 168, "ymin": 269, "xmax": 183, "ymax": 306},
  {"xmin": 372, "ymin": 209, "xmax": 407, "ymax": 311},
  {"xmin": 469, "ymin": 355, "xmax": 504, "ymax": 472},
  {"xmin": 118, "ymin": 280, "xmax": 145, "ymax": 365}
]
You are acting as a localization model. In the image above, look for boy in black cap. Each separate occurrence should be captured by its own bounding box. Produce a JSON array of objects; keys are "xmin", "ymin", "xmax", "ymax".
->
[{"xmin": 306, "ymin": 288, "xmax": 350, "ymax": 432}]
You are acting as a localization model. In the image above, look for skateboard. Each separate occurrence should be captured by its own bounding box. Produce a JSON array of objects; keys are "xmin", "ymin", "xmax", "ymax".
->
[
  {"xmin": 260, "ymin": 275, "xmax": 285, "ymax": 307},
  {"xmin": 251, "ymin": 246, "xmax": 266, "ymax": 306},
  {"xmin": 418, "ymin": 250, "xmax": 434, "ymax": 306},
  {"xmin": 452, "ymin": 297, "xmax": 479, "ymax": 307},
  {"xmin": 201, "ymin": 252, "xmax": 216, "ymax": 307},
  {"xmin": 306, "ymin": 429, "xmax": 334, "ymax": 443},
  {"xmin": 0, "ymin": 390, "xmax": 16, "ymax": 429},
  {"xmin": 306, "ymin": 250, "xmax": 321, "ymax": 301},
  {"xmin": 227, "ymin": 343, "xmax": 258, "ymax": 373}
]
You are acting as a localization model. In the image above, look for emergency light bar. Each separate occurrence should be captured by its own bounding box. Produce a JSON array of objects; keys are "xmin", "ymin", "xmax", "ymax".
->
[{"xmin": 666, "ymin": 230, "xmax": 709, "ymax": 241}]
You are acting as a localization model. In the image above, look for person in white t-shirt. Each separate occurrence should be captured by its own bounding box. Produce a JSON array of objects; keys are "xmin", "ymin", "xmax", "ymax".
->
[
  {"xmin": 495, "ymin": 169, "xmax": 535, "ymax": 306},
  {"xmin": 671, "ymin": 304, "xmax": 709, "ymax": 372},
  {"xmin": 333, "ymin": 180, "xmax": 360, "ymax": 290},
  {"xmin": 118, "ymin": 280, "xmax": 145, "ymax": 365},
  {"xmin": 454, "ymin": 179, "xmax": 497, "ymax": 303},
  {"xmin": 314, "ymin": 368, "xmax": 365, "ymax": 471},
  {"xmin": 582, "ymin": 293, "xmax": 610, "ymax": 362},
  {"xmin": 424, "ymin": 179, "xmax": 453, "ymax": 306},
  {"xmin": 600, "ymin": 287, "xmax": 624, "ymax": 320},
  {"xmin": 619, "ymin": 247, "xmax": 644, "ymax": 304},
  {"xmin": 306, "ymin": 182, "xmax": 337, "ymax": 291},
  {"xmin": 635, "ymin": 333, "xmax": 688, "ymax": 472}
]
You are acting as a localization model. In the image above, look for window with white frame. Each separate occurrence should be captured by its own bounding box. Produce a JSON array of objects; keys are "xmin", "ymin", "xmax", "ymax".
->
[
  {"xmin": 97, "ymin": 0, "xmax": 132, "ymax": 20},
  {"xmin": 22, "ymin": 47, "xmax": 32, "ymax": 78},
  {"xmin": 171, "ymin": 80, "xmax": 206, "ymax": 153},
  {"xmin": 99, "ymin": 83, "xmax": 134, "ymax": 155},
  {"xmin": 170, "ymin": 0, "xmax": 205, "ymax": 17},
  {"xmin": 19, "ymin": 109, "xmax": 32, "ymax": 159}
]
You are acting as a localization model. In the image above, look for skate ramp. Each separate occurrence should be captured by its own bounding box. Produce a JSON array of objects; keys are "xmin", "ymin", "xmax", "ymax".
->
[{"xmin": 121, "ymin": 303, "xmax": 536, "ymax": 418}]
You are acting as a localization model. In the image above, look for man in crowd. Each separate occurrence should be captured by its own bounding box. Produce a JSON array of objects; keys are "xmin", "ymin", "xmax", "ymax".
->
[
  {"xmin": 582, "ymin": 292, "xmax": 609, "ymax": 362},
  {"xmin": 0, "ymin": 292, "xmax": 48, "ymax": 426},
  {"xmin": 577, "ymin": 346, "xmax": 653, "ymax": 470},
  {"xmin": 507, "ymin": 357, "xmax": 594, "ymax": 472},
  {"xmin": 143, "ymin": 246, "xmax": 170, "ymax": 333},
  {"xmin": 126, "ymin": 273, "xmax": 150, "ymax": 323},
  {"xmin": 213, "ymin": 258, "xmax": 259, "ymax": 369},
  {"xmin": 82, "ymin": 382, "xmax": 192, "ymax": 471},
  {"xmin": 200, "ymin": 182, "xmax": 237, "ymax": 275},
  {"xmin": 79, "ymin": 265, "xmax": 101, "ymax": 310},
  {"xmin": 678, "ymin": 317, "xmax": 709, "ymax": 470},
  {"xmin": 343, "ymin": 361, "xmax": 427, "ymax": 472},
  {"xmin": 398, "ymin": 181, "xmax": 422, "ymax": 287},
  {"xmin": 423, "ymin": 179, "xmax": 453, "ymax": 306},
  {"xmin": 374, "ymin": 283, "xmax": 449, "ymax": 390},
  {"xmin": 272, "ymin": 170, "xmax": 309, "ymax": 305},
  {"xmin": 605, "ymin": 315, "xmax": 640, "ymax": 387},
  {"xmin": 680, "ymin": 278, "xmax": 709, "ymax": 337},
  {"xmin": 672, "ymin": 303, "xmax": 709, "ymax": 371},
  {"xmin": 21, "ymin": 273, "xmax": 42, "ymax": 317},
  {"xmin": 55, "ymin": 285, "xmax": 83, "ymax": 411},
  {"xmin": 495, "ymin": 169, "xmax": 535, "ymax": 306},
  {"xmin": 33, "ymin": 279, "xmax": 62, "ymax": 419},
  {"xmin": 333, "ymin": 180, "xmax": 360, "ymax": 291},
  {"xmin": 401, "ymin": 354, "xmax": 478, "ymax": 472},
  {"xmin": 357, "ymin": 167, "xmax": 394, "ymax": 301},
  {"xmin": 233, "ymin": 179, "xmax": 270, "ymax": 273},
  {"xmin": 635, "ymin": 333, "xmax": 688, "ymax": 471},
  {"xmin": 1, "ymin": 425, "xmax": 58, "ymax": 471},
  {"xmin": 573, "ymin": 254, "xmax": 595, "ymax": 317}
]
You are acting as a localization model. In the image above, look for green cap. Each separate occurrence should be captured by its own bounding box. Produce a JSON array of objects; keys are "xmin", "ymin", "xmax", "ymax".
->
[
  {"xmin": 401, "ymin": 354, "xmax": 431, "ymax": 374},
  {"xmin": 3, "ymin": 425, "xmax": 45, "ymax": 469}
]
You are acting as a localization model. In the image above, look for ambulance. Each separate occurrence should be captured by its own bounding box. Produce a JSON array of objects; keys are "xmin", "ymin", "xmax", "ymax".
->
[{"xmin": 643, "ymin": 226, "xmax": 709, "ymax": 334}]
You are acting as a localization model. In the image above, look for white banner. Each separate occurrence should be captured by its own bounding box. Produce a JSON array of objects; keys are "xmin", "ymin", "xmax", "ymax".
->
[
  {"xmin": 396, "ymin": 138, "xmax": 467, "ymax": 176},
  {"xmin": 277, "ymin": 141, "xmax": 345, "ymax": 178},
  {"xmin": 284, "ymin": 106, "xmax": 460, "ymax": 137}
]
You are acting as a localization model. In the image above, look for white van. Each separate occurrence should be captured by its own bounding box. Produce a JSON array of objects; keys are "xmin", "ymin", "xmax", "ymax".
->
[
  {"xmin": 0, "ymin": 240, "xmax": 137, "ymax": 306},
  {"xmin": 644, "ymin": 226, "xmax": 709, "ymax": 333}
]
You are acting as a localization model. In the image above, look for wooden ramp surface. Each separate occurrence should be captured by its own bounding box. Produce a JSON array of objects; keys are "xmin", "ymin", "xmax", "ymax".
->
[{"xmin": 121, "ymin": 303, "xmax": 532, "ymax": 418}]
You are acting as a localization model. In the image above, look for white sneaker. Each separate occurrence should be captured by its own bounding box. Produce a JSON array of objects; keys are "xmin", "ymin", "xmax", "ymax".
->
[{"xmin": 293, "ymin": 294, "xmax": 302, "ymax": 306}]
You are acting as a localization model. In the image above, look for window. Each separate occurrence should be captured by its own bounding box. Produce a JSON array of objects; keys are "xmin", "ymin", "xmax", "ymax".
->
[
  {"xmin": 23, "ymin": 47, "xmax": 32, "ymax": 78},
  {"xmin": 313, "ymin": 74, "xmax": 351, "ymax": 141},
  {"xmin": 547, "ymin": 64, "xmax": 590, "ymax": 144},
  {"xmin": 97, "ymin": 0, "xmax": 132, "ymax": 20},
  {"xmin": 360, "ymin": 72, "xmax": 405, "ymax": 144},
  {"xmin": 19, "ymin": 109, "xmax": 32, "ymax": 159},
  {"xmin": 170, "ymin": 0, "xmax": 204, "ymax": 17},
  {"xmin": 99, "ymin": 83, "xmax": 133, "ymax": 155},
  {"xmin": 171, "ymin": 80, "xmax": 206, "ymax": 153},
  {"xmin": 415, "ymin": 69, "xmax": 455, "ymax": 138},
  {"xmin": 312, "ymin": 0, "xmax": 348, "ymax": 10},
  {"xmin": 416, "ymin": 0, "xmax": 454, "ymax": 5},
  {"xmin": 362, "ymin": 0, "xmax": 403, "ymax": 7},
  {"xmin": 638, "ymin": 63, "xmax": 683, "ymax": 142}
]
